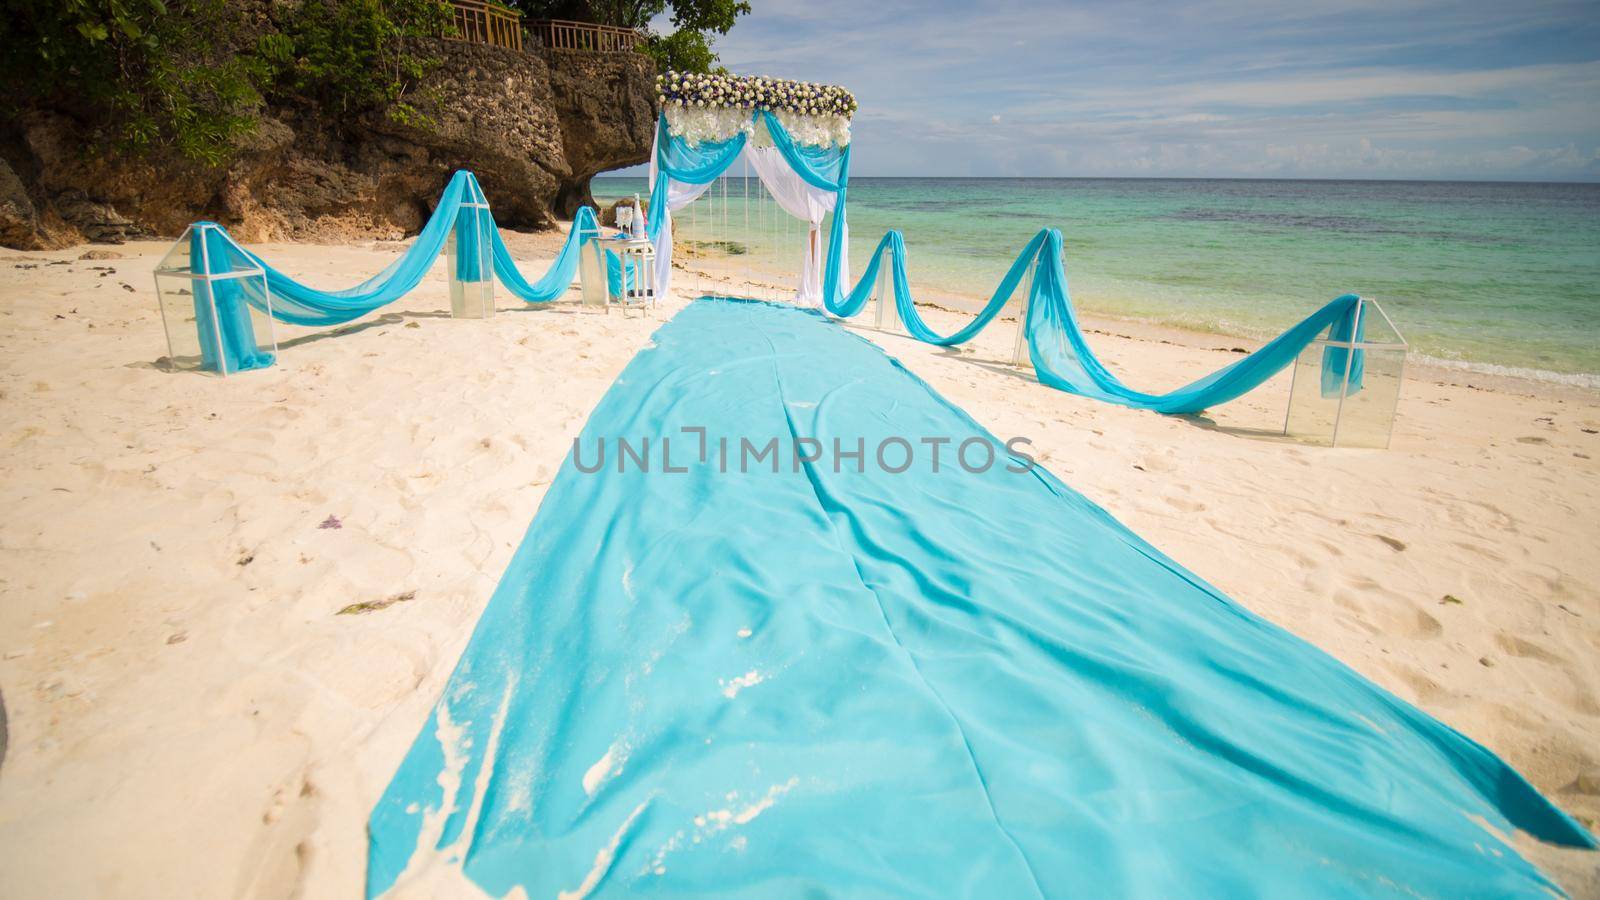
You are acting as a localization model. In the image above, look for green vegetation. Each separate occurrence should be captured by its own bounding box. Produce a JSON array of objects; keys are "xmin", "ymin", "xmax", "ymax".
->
[
  {"xmin": 1, "ymin": 0, "xmax": 750, "ymax": 165},
  {"xmin": 271, "ymin": 0, "xmax": 457, "ymax": 128},
  {"xmin": 509, "ymin": 0, "xmax": 750, "ymax": 72},
  {"xmin": 0, "ymin": 0, "xmax": 456, "ymax": 166},
  {"xmin": 0, "ymin": 0, "xmax": 269, "ymax": 166}
]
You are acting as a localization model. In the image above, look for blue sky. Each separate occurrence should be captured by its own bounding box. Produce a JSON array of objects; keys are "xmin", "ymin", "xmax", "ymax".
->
[{"xmin": 622, "ymin": 0, "xmax": 1600, "ymax": 180}]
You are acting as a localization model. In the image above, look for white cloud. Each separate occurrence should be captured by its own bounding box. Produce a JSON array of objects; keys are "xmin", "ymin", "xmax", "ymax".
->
[{"xmin": 695, "ymin": 0, "xmax": 1600, "ymax": 179}]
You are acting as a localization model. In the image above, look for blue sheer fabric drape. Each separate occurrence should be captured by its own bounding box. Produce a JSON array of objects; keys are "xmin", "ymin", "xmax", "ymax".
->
[
  {"xmin": 754, "ymin": 111, "xmax": 853, "ymax": 309},
  {"xmin": 192, "ymin": 171, "xmax": 601, "ymax": 330},
  {"xmin": 1030, "ymin": 239, "xmax": 1363, "ymax": 413},
  {"xmin": 756, "ymin": 110, "xmax": 849, "ymax": 189},
  {"xmin": 647, "ymin": 115, "xmax": 749, "ymax": 239},
  {"xmin": 192, "ymin": 225, "xmax": 275, "ymax": 373},
  {"xmin": 453, "ymin": 175, "xmax": 489, "ymax": 284},
  {"xmin": 827, "ymin": 226, "xmax": 1366, "ymax": 415},
  {"xmin": 489, "ymin": 205, "xmax": 604, "ymax": 301},
  {"xmin": 1321, "ymin": 301, "xmax": 1367, "ymax": 396},
  {"xmin": 652, "ymin": 109, "xmax": 1370, "ymax": 416}
]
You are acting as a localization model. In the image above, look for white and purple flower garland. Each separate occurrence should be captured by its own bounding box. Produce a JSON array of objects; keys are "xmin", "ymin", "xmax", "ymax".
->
[{"xmin": 657, "ymin": 71, "xmax": 855, "ymax": 149}]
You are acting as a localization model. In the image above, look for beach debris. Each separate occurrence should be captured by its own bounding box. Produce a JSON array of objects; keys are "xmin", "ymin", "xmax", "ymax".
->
[
  {"xmin": 1479, "ymin": 657, "xmax": 1495, "ymax": 667},
  {"xmin": 318, "ymin": 514, "xmax": 342, "ymax": 529},
  {"xmin": 1376, "ymin": 535, "xmax": 1406, "ymax": 552},
  {"xmin": 1515, "ymin": 436, "xmax": 1549, "ymax": 445},
  {"xmin": 120, "ymin": 283, "xmax": 135, "ymax": 292},
  {"xmin": 1582, "ymin": 428, "xmax": 1597, "ymax": 435},
  {"xmin": 1440, "ymin": 594, "xmax": 1464, "ymax": 605},
  {"xmin": 78, "ymin": 249, "xmax": 124, "ymax": 260},
  {"xmin": 337, "ymin": 590, "xmax": 416, "ymax": 616},
  {"xmin": 166, "ymin": 631, "xmax": 188, "ymax": 645},
  {"xmin": 405, "ymin": 321, "xmax": 420, "ymax": 328},
  {"xmin": 237, "ymin": 552, "xmax": 254, "ymax": 567}
]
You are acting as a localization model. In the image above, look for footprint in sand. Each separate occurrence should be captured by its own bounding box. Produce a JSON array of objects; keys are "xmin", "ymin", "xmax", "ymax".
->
[
  {"xmin": 1332, "ymin": 588, "xmax": 1442, "ymax": 639},
  {"xmin": 1383, "ymin": 662, "xmax": 1456, "ymax": 706},
  {"xmin": 1162, "ymin": 493, "xmax": 1206, "ymax": 513},
  {"xmin": 1493, "ymin": 632, "xmax": 1568, "ymax": 665}
]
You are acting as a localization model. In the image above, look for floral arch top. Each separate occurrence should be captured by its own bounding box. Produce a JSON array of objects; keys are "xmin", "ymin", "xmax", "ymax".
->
[{"xmin": 657, "ymin": 70, "xmax": 856, "ymax": 150}]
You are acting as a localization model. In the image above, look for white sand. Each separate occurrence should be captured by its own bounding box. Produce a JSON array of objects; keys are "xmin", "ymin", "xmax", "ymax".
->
[{"xmin": 0, "ymin": 227, "xmax": 1596, "ymax": 896}]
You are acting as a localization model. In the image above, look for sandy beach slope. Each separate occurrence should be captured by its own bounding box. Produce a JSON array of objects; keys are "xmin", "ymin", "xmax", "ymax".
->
[{"xmin": 0, "ymin": 226, "xmax": 1596, "ymax": 896}]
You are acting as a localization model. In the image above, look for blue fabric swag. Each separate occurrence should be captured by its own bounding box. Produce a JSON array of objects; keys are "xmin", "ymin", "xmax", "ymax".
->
[
  {"xmin": 650, "ymin": 112, "xmax": 1365, "ymax": 415},
  {"xmin": 190, "ymin": 171, "xmax": 607, "ymax": 331}
]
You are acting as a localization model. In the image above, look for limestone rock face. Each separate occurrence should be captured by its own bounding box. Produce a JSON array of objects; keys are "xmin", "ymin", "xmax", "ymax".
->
[
  {"xmin": 544, "ymin": 51, "xmax": 661, "ymax": 218},
  {"xmin": 0, "ymin": 158, "xmax": 43, "ymax": 250},
  {"xmin": 0, "ymin": 40, "xmax": 656, "ymax": 249}
]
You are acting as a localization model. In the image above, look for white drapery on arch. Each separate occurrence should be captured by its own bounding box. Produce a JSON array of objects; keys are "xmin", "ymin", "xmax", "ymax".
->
[
  {"xmin": 647, "ymin": 121, "xmax": 849, "ymax": 308},
  {"xmin": 743, "ymin": 144, "xmax": 847, "ymax": 306},
  {"xmin": 646, "ymin": 123, "xmax": 717, "ymax": 306}
]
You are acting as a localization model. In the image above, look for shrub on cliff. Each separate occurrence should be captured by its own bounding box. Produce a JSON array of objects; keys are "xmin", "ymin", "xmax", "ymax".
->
[
  {"xmin": 268, "ymin": 0, "xmax": 457, "ymax": 129},
  {"xmin": 0, "ymin": 0, "xmax": 457, "ymax": 165},
  {"xmin": 0, "ymin": 0, "xmax": 269, "ymax": 166}
]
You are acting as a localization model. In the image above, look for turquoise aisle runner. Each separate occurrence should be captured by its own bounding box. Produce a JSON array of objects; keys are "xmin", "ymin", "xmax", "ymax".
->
[{"xmin": 367, "ymin": 299, "xmax": 1591, "ymax": 898}]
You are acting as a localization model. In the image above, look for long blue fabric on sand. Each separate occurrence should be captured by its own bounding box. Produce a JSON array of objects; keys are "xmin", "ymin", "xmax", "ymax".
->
[{"xmin": 367, "ymin": 298, "xmax": 1592, "ymax": 898}]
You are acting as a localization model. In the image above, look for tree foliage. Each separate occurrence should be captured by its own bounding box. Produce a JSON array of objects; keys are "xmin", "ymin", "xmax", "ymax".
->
[
  {"xmin": 272, "ymin": 0, "xmax": 457, "ymax": 128},
  {"xmin": 508, "ymin": 0, "xmax": 750, "ymax": 72},
  {"xmin": 0, "ymin": 0, "xmax": 457, "ymax": 165},
  {"xmin": 0, "ymin": 0, "xmax": 269, "ymax": 165}
]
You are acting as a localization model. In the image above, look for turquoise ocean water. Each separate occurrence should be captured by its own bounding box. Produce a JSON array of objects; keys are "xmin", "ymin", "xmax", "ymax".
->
[{"xmin": 593, "ymin": 177, "xmax": 1600, "ymax": 386}]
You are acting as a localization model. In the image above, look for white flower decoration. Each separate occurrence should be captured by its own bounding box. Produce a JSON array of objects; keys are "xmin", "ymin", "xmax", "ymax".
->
[{"xmin": 658, "ymin": 70, "xmax": 856, "ymax": 148}]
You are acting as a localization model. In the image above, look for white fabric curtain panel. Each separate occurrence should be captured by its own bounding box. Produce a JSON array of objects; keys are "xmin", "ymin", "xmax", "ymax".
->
[
  {"xmin": 649, "ymin": 179, "xmax": 716, "ymax": 301},
  {"xmin": 647, "ymin": 127, "xmax": 720, "ymax": 299},
  {"xmin": 743, "ymin": 145, "xmax": 847, "ymax": 307}
]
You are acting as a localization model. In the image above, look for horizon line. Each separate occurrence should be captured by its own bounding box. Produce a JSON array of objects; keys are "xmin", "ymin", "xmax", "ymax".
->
[{"xmin": 593, "ymin": 173, "xmax": 1600, "ymax": 186}]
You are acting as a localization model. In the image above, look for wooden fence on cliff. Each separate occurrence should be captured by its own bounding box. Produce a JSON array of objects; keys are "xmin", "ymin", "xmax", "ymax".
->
[
  {"xmin": 448, "ymin": 0, "xmax": 524, "ymax": 51},
  {"xmin": 444, "ymin": 2, "xmax": 649, "ymax": 55},
  {"xmin": 528, "ymin": 19, "xmax": 647, "ymax": 52}
]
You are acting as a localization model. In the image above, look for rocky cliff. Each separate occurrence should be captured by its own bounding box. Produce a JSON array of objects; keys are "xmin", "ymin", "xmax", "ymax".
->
[{"xmin": 0, "ymin": 41, "xmax": 656, "ymax": 249}]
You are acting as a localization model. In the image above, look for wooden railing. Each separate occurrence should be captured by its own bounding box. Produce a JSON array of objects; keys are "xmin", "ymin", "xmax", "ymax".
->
[
  {"xmin": 528, "ymin": 19, "xmax": 647, "ymax": 53},
  {"xmin": 448, "ymin": 0, "xmax": 524, "ymax": 52}
]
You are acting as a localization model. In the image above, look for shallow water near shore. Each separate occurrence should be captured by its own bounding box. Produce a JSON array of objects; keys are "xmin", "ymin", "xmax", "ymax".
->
[{"xmin": 595, "ymin": 176, "xmax": 1600, "ymax": 387}]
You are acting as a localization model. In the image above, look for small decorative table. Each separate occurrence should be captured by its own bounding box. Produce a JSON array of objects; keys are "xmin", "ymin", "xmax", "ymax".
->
[{"xmin": 597, "ymin": 236, "xmax": 657, "ymax": 316}]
